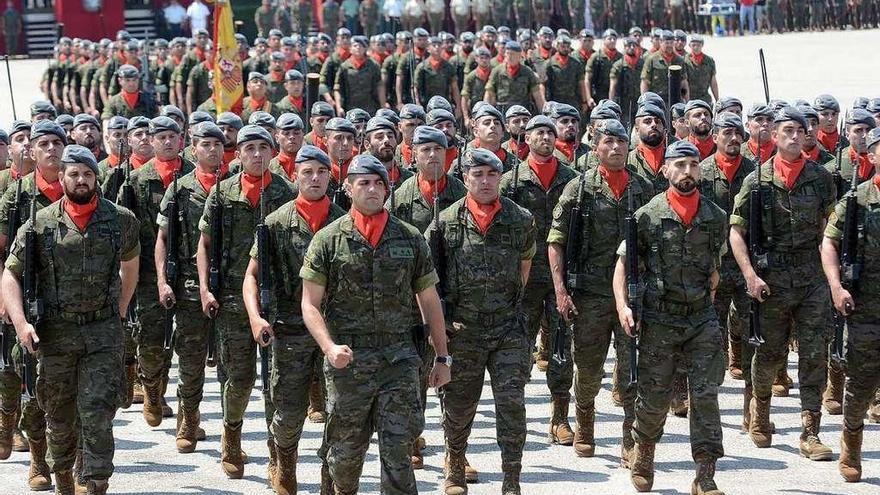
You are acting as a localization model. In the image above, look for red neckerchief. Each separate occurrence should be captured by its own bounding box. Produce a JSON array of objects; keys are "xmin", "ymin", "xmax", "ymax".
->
[
  {"xmin": 414, "ymin": 46, "xmax": 426, "ymax": 59},
  {"xmin": 131, "ymin": 153, "xmax": 149, "ymax": 170},
  {"xmin": 851, "ymin": 148, "xmax": 873, "ymax": 180},
  {"xmin": 604, "ymin": 47, "xmax": 619, "ymax": 59},
  {"xmin": 465, "ymin": 194, "xmax": 502, "ymax": 234},
  {"xmin": 418, "ymin": 174, "xmax": 447, "ymax": 204},
  {"xmin": 714, "ymin": 152, "xmax": 742, "ymax": 183},
  {"xmin": 316, "ymin": 51, "xmax": 329, "ymax": 63},
  {"xmin": 288, "ymin": 95, "xmax": 304, "ymax": 111},
  {"xmin": 688, "ymin": 134, "xmax": 716, "ymax": 160},
  {"xmin": 579, "ymin": 48, "xmax": 594, "ymax": 61},
  {"xmin": 350, "ymin": 207, "xmax": 388, "ymax": 247},
  {"xmin": 635, "ymin": 46, "xmax": 644, "ymax": 58},
  {"xmin": 598, "ymin": 165, "xmax": 629, "ymax": 199},
  {"xmin": 277, "ymin": 152, "xmax": 296, "ymax": 180},
  {"xmin": 773, "ymin": 154, "xmax": 806, "ymax": 190},
  {"xmin": 269, "ymin": 70, "xmax": 285, "ymax": 82},
  {"xmin": 401, "ymin": 143, "xmax": 413, "ymax": 166},
  {"xmin": 444, "ymin": 148, "xmax": 458, "ymax": 173},
  {"xmin": 195, "ymin": 167, "xmax": 219, "ymax": 193},
  {"xmin": 172, "ymin": 54, "xmax": 182, "ymax": 65},
  {"xmin": 817, "ymin": 128, "xmax": 839, "ymax": 151},
  {"xmin": 554, "ymin": 53, "xmax": 569, "ymax": 68},
  {"xmin": 509, "ymin": 138, "xmax": 529, "ymax": 159},
  {"xmin": 370, "ymin": 51, "xmax": 385, "ymax": 65},
  {"xmin": 240, "ymin": 170, "xmax": 271, "ymax": 208},
  {"xmin": 331, "ymin": 157, "xmax": 352, "ymax": 182},
  {"xmin": 527, "ymin": 155, "xmax": 559, "ymax": 191},
  {"xmin": 337, "ymin": 47, "xmax": 351, "ymax": 60},
  {"xmin": 59, "ymin": 53, "xmax": 68, "ymax": 62},
  {"xmin": 122, "ymin": 90, "xmax": 139, "ymax": 109},
  {"xmin": 747, "ymin": 138, "xmax": 776, "ymax": 161},
  {"xmin": 428, "ymin": 56, "xmax": 442, "ymax": 71},
  {"xmin": 107, "ymin": 154, "xmax": 120, "ymax": 168},
  {"xmin": 475, "ymin": 65, "xmax": 491, "ymax": 81},
  {"xmin": 249, "ymin": 97, "xmax": 267, "ymax": 111},
  {"xmin": 63, "ymin": 195, "xmax": 98, "ymax": 231},
  {"xmin": 554, "ymin": 139, "xmax": 576, "ymax": 162},
  {"xmin": 637, "ymin": 142, "xmax": 665, "ymax": 173},
  {"xmin": 666, "ymin": 188, "xmax": 700, "ymax": 227},
  {"xmin": 295, "ymin": 195, "xmax": 331, "ymax": 234},
  {"xmin": 154, "ymin": 156, "xmax": 182, "ymax": 188},
  {"xmin": 313, "ymin": 133, "xmax": 328, "ymax": 152},
  {"xmin": 661, "ymin": 51, "xmax": 675, "ymax": 64},
  {"xmin": 442, "ymin": 49, "xmax": 454, "ymax": 60},
  {"xmin": 802, "ymin": 146, "xmax": 820, "ymax": 162},
  {"xmin": 388, "ymin": 163, "xmax": 401, "ymax": 184},
  {"xmin": 194, "ymin": 46, "xmax": 206, "ymax": 62},
  {"xmin": 36, "ymin": 169, "xmax": 63, "ymax": 202},
  {"xmin": 675, "ymin": 48, "xmax": 687, "ymax": 57},
  {"xmin": 10, "ymin": 166, "xmax": 21, "ymax": 180},
  {"xmin": 624, "ymin": 52, "xmax": 640, "ymax": 68},
  {"xmin": 539, "ymin": 45, "xmax": 552, "ymax": 59},
  {"xmin": 691, "ymin": 52, "xmax": 704, "ymax": 65},
  {"xmin": 222, "ymin": 149, "xmax": 237, "ymax": 166},
  {"xmin": 873, "ymin": 174, "xmax": 880, "ymax": 191},
  {"xmin": 351, "ymin": 56, "xmax": 367, "ymax": 70},
  {"xmin": 506, "ymin": 63, "xmax": 520, "ymax": 78}
]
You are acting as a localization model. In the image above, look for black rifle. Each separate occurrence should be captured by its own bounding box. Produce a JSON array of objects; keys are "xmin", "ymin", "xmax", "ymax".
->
[
  {"xmin": 4, "ymin": 55, "xmax": 16, "ymax": 119},
  {"xmin": 21, "ymin": 177, "xmax": 42, "ymax": 401},
  {"xmin": 625, "ymin": 184, "xmax": 642, "ymax": 386},
  {"xmin": 256, "ymin": 167, "xmax": 272, "ymax": 392},
  {"xmin": 747, "ymin": 146, "xmax": 769, "ymax": 347},
  {"xmin": 119, "ymin": 143, "xmax": 139, "ymax": 332},
  {"xmin": 759, "ymin": 49, "xmax": 770, "ymax": 104},
  {"xmin": 833, "ymin": 168, "xmax": 862, "ymax": 363},
  {"xmin": 0, "ymin": 155, "xmax": 24, "ymax": 371},
  {"xmin": 409, "ymin": 43, "xmax": 419, "ymax": 105},
  {"xmin": 451, "ymin": 133, "xmax": 468, "ymax": 183},
  {"xmin": 832, "ymin": 117, "xmax": 846, "ymax": 200},
  {"xmin": 206, "ymin": 188, "xmax": 223, "ymax": 367},
  {"xmin": 163, "ymin": 171, "xmax": 180, "ymax": 351},
  {"xmin": 507, "ymin": 135, "xmax": 522, "ymax": 198},
  {"xmin": 431, "ymin": 188, "xmax": 449, "ymax": 320},
  {"xmin": 332, "ymin": 158, "xmax": 351, "ymax": 210}
]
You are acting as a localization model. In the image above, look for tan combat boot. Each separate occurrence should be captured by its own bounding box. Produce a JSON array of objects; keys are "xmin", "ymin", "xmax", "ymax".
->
[
  {"xmin": 464, "ymin": 455, "xmax": 478, "ymax": 483},
  {"xmin": 621, "ymin": 417, "xmax": 635, "ymax": 469},
  {"xmin": 13, "ymin": 407, "xmax": 28, "ymax": 452},
  {"xmin": 28, "ymin": 437, "xmax": 52, "ymax": 491},
  {"xmin": 501, "ymin": 464, "xmax": 521, "ymax": 495},
  {"xmin": 741, "ymin": 385, "xmax": 776, "ymax": 434},
  {"xmin": 132, "ymin": 378, "xmax": 144, "ymax": 405},
  {"xmin": 274, "ymin": 443, "xmax": 298, "ymax": 495},
  {"xmin": 308, "ymin": 377, "xmax": 326, "ymax": 423},
  {"xmin": 54, "ymin": 470, "xmax": 75, "ymax": 495},
  {"xmin": 411, "ymin": 441, "xmax": 424, "ymax": 469},
  {"xmin": 630, "ymin": 441, "xmax": 656, "ymax": 492},
  {"xmin": 0, "ymin": 406, "xmax": 14, "ymax": 460},
  {"xmin": 690, "ymin": 459, "xmax": 725, "ymax": 495},
  {"xmin": 535, "ymin": 328, "xmax": 550, "ymax": 372},
  {"xmin": 121, "ymin": 363, "xmax": 137, "ymax": 409},
  {"xmin": 73, "ymin": 449, "xmax": 87, "ymax": 495},
  {"xmin": 823, "ymin": 361, "xmax": 844, "ymax": 415},
  {"xmin": 267, "ymin": 438, "xmax": 278, "ymax": 487},
  {"xmin": 728, "ymin": 337, "xmax": 743, "ymax": 380},
  {"xmin": 799, "ymin": 410, "xmax": 833, "ymax": 461},
  {"xmin": 549, "ymin": 396, "xmax": 574, "ymax": 446},
  {"xmin": 749, "ymin": 395, "xmax": 773, "ymax": 447},
  {"xmin": 220, "ymin": 422, "xmax": 245, "ymax": 479},
  {"xmin": 175, "ymin": 404, "xmax": 200, "ymax": 453},
  {"xmin": 443, "ymin": 451, "xmax": 467, "ymax": 495},
  {"xmin": 85, "ymin": 480, "xmax": 108, "ymax": 495},
  {"xmin": 610, "ymin": 363, "xmax": 623, "ymax": 407},
  {"xmin": 839, "ymin": 424, "xmax": 863, "ymax": 482},
  {"xmin": 573, "ymin": 404, "xmax": 595, "ymax": 457},
  {"xmin": 772, "ymin": 368, "xmax": 792, "ymax": 397},
  {"xmin": 160, "ymin": 377, "xmax": 173, "ymax": 418},
  {"xmin": 141, "ymin": 379, "xmax": 163, "ymax": 427},
  {"xmin": 670, "ymin": 373, "xmax": 689, "ymax": 417}
]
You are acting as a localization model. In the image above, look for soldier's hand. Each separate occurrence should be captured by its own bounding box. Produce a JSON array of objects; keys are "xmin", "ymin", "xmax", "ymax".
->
[
  {"xmin": 251, "ymin": 318, "xmax": 274, "ymax": 346},
  {"xmin": 429, "ymin": 362, "xmax": 451, "ymax": 388},
  {"xmin": 555, "ymin": 289, "xmax": 578, "ymax": 322},
  {"xmin": 587, "ymin": 97, "xmax": 596, "ymax": 109},
  {"xmin": 618, "ymin": 306, "xmax": 637, "ymax": 337},
  {"xmin": 326, "ymin": 344, "xmax": 353, "ymax": 368},
  {"xmin": 159, "ymin": 283, "xmax": 176, "ymax": 309},
  {"xmin": 335, "ymin": 105, "xmax": 345, "ymax": 117},
  {"xmin": 17, "ymin": 323, "xmax": 39, "ymax": 354},
  {"xmin": 201, "ymin": 291, "xmax": 220, "ymax": 318},
  {"xmin": 831, "ymin": 285, "xmax": 855, "ymax": 315},
  {"xmin": 746, "ymin": 275, "xmax": 771, "ymax": 302}
]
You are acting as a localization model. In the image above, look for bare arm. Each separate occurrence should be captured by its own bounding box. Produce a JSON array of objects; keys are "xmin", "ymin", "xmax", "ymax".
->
[
  {"xmin": 302, "ymin": 279, "xmax": 353, "ymax": 368},
  {"xmin": 415, "ymin": 284, "xmax": 451, "ymax": 388},
  {"xmin": 821, "ymin": 236, "xmax": 853, "ymax": 314},
  {"xmin": 612, "ymin": 255, "xmax": 636, "ymax": 336},
  {"xmin": 196, "ymin": 233, "xmax": 219, "ymax": 316},
  {"xmin": 531, "ymin": 87, "xmax": 545, "ymax": 114},
  {"xmin": 155, "ymin": 228, "xmax": 174, "ymax": 308},
  {"xmin": 1, "ymin": 268, "xmax": 36, "ymax": 352},
  {"xmin": 710, "ymin": 75, "xmax": 719, "ymax": 102},
  {"xmin": 484, "ymin": 87, "xmax": 496, "ymax": 104},
  {"xmin": 548, "ymin": 242, "xmax": 578, "ymax": 321},
  {"xmin": 520, "ymin": 259, "xmax": 532, "ymax": 287}
]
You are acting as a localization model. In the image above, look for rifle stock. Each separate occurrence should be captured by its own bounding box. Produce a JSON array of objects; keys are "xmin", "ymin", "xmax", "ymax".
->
[
  {"xmin": 256, "ymin": 164, "xmax": 272, "ymax": 392},
  {"xmin": 833, "ymin": 166, "xmax": 862, "ymax": 362},
  {"xmin": 21, "ymin": 175, "xmax": 42, "ymax": 400},
  {"xmin": 206, "ymin": 188, "xmax": 223, "ymax": 367},
  {"xmin": 625, "ymin": 185, "xmax": 641, "ymax": 386},
  {"xmin": 163, "ymin": 171, "xmax": 180, "ymax": 351}
]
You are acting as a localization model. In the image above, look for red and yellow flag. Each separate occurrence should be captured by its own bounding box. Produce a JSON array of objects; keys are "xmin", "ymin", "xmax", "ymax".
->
[{"xmin": 212, "ymin": 0, "xmax": 243, "ymax": 114}]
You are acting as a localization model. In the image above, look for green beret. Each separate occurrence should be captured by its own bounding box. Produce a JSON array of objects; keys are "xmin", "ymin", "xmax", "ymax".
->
[
  {"xmin": 364, "ymin": 117, "xmax": 396, "ymax": 135},
  {"xmin": 551, "ymin": 103, "xmax": 580, "ymax": 121},
  {"xmin": 217, "ymin": 112, "xmax": 243, "ymax": 130},
  {"xmin": 505, "ymin": 105, "xmax": 531, "ymax": 120},
  {"xmin": 427, "ymin": 109, "xmax": 456, "ymax": 126},
  {"xmin": 127, "ymin": 116, "xmax": 150, "ymax": 131},
  {"xmin": 594, "ymin": 119, "xmax": 628, "ymax": 141},
  {"xmin": 525, "ymin": 115, "xmax": 557, "ymax": 134},
  {"xmin": 72, "ymin": 114, "xmax": 100, "ymax": 129},
  {"xmin": 684, "ymin": 99, "xmax": 712, "ymax": 115},
  {"xmin": 160, "ymin": 105, "xmax": 186, "ymax": 121},
  {"xmin": 325, "ymin": 117, "xmax": 356, "ymax": 135},
  {"xmin": 847, "ymin": 108, "xmax": 876, "ymax": 128},
  {"xmin": 310, "ymin": 102, "xmax": 334, "ymax": 118},
  {"xmin": 472, "ymin": 104, "xmax": 503, "ymax": 122},
  {"xmin": 713, "ymin": 112, "xmax": 745, "ymax": 135},
  {"xmin": 9, "ymin": 120, "xmax": 31, "ymax": 137},
  {"xmin": 347, "ymin": 154, "xmax": 389, "ymax": 184},
  {"xmin": 812, "ymin": 94, "xmax": 840, "ymax": 112},
  {"xmin": 188, "ymin": 111, "xmax": 215, "ymax": 126},
  {"xmin": 30, "ymin": 100, "xmax": 57, "ymax": 118},
  {"xmin": 345, "ymin": 108, "xmax": 371, "ymax": 124},
  {"xmin": 248, "ymin": 111, "xmax": 276, "ymax": 128},
  {"xmin": 773, "ymin": 105, "xmax": 808, "ymax": 130},
  {"xmin": 277, "ymin": 113, "xmax": 304, "ymax": 131},
  {"xmin": 400, "ymin": 104, "xmax": 426, "ymax": 121},
  {"xmin": 866, "ymin": 127, "xmax": 880, "ymax": 151}
]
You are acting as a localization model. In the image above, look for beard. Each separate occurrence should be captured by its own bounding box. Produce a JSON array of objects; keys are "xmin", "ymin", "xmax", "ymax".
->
[
  {"xmin": 673, "ymin": 178, "xmax": 697, "ymax": 193},
  {"xmin": 374, "ymin": 147, "xmax": 395, "ymax": 162},
  {"xmin": 66, "ymin": 185, "xmax": 97, "ymax": 204},
  {"xmin": 641, "ymin": 130, "xmax": 663, "ymax": 147},
  {"xmin": 76, "ymin": 136, "xmax": 97, "ymax": 148}
]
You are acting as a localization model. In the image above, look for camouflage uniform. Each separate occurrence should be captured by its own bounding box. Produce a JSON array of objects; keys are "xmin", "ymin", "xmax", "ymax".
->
[
  {"xmin": 186, "ymin": 62, "xmax": 214, "ymax": 111},
  {"xmin": 396, "ymin": 51, "xmax": 426, "ymax": 106},
  {"xmin": 294, "ymin": 0, "xmax": 314, "ymax": 36},
  {"xmin": 609, "ymin": 57, "xmax": 645, "ymax": 124},
  {"xmin": 266, "ymin": 73, "xmax": 287, "ymax": 104},
  {"xmin": 382, "ymin": 51, "xmax": 403, "ymax": 110},
  {"xmin": 640, "ymin": 51, "xmax": 688, "ymax": 103},
  {"xmin": 586, "ymin": 49, "xmax": 623, "ymax": 103},
  {"xmin": 628, "ymin": 147, "xmax": 670, "ymax": 192},
  {"xmin": 300, "ymin": 213, "xmax": 438, "ymax": 494},
  {"xmin": 461, "ymin": 70, "xmax": 491, "ymax": 116},
  {"xmin": 730, "ymin": 160, "xmax": 836, "ymax": 412},
  {"xmin": 684, "ymin": 52, "xmax": 716, "ymax": 106},
  {"xmin": 824, "ymin": 146, "xmax": 873, "ymax": 187},
  {"xmin": 484, "ymin": 63, "xmax": 541, "ymax": 115},
  {"xmin": 6, "ymin": 198, "xmax": 139, "ymax": 482},
  {"xmin": 545, "ymin": 54, "xmax": 586, "ymax": 111},
  {"xmin": 547, "ymin": 169, "xmax": 654, "ymax": 458},
  {"xmin": 254, "ymin": 5, "xmax": 276, "ymax": 37},
  {"xmin": 334, "ymin": 58, "xmax": 383, "ymax": 115},
  {"xmin": 100, "ymin": 92, "xmax": 158, "ymax": 121},
  {"xmin": 619, "ymin": 193, "xmax": 728, "ymax": 461},
  {"xmin": 240, "ymin": 97, "xmax": 281, "ymax": 123},
  {"xmin": 533, "ymin": 0, "xmax": 552, "ymax": 26},
  {"xmin": 425, "ymin": 196, "xmax": 536, "ymax": 475},
  {"xmin": 413, "ymin": 58, "xmax": 458, "ymax": 110}
]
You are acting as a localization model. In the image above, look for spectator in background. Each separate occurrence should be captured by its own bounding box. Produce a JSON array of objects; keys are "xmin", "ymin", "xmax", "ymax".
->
[
  {"xmin": 403, "ymin": 0, "xmax": 426, "ymax": 31},
  {"xmin": 360, "ymin": 0, "xmax": 381, "ymax": 37},
  {"xmin": 163, "ymin": 0, "xmax": 187, "ymax": 39},
  {"xmin": 451, "ymin": 0, "xmax": 471, "ymax": 35},
  {"xmin": 342, "ymin": 0, "xmax": 361, "ymax": 34},
  {"xmin": 186, "ymin": 0, "xmax": 211, "ymax": 35},
  {"xmin": 740, "ymin": 0, "xmax": 756, "ymax": 34},
  {"xmin": 426, "ymin": 0, "xmax": 445, "ymax": 34},
  {"xmin": 1, "ymin": 0, "xmax": 23, "ymax": 55},
  {"xmin": 323, "ymin": 0, "xmax": 343, "ymax": 34},
  {"xmin": 755, "ymin": 0, "xmax": 768, "ymax": 33},
  {"xmin": 384, "ymin": 0, "xmax": 404, "ymax": 34}
]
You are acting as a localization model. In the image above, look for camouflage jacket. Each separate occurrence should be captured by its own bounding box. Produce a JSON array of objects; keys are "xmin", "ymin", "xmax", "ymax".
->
[
  {"xmin": 386, "ymin": 173, "xmax": 467, "ymax": 233},
  {"xmin": 334, "ymin": 58, "xmax": 383, "ymax": 115},
  {"xmin": 684, "ymin": 52, "xmax": 716, "ymax": 105},
  {"xmin": 640, "ymin": 51, "xmax": 688, "ymax": 101},
  {"xmin": 0, "ymin": 172, "xmax": 57, "ymax": 247},
  {"xmin": 484, "ymin": 63, "xmax": 540, "ymax": 113},
  {"xmin": 413, "ymin": 58, "xmax": 457, "ymax": 109},
  {"xmin": 586, "ymin": 49, "xmax": 622, "ymax": 101},
  {"xmin": 824, "ymin": 145, "xmax": 873, "ymax": 189},
  {"xmin": 627, "ymin": 147, "xmax": 669, "ymax": 192},
  {"xmin": 101, "ymin": 91, "xmax": 158, "ymax": 121},
  {"xmin": 461, "ymin": 70, "xmax": 489, "ymax": 115},
  {"xmin": 545, "ymin": 54, "xmax": 585, "ymax": 110}
]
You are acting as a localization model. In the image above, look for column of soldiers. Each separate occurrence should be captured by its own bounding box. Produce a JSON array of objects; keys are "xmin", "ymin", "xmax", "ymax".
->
[{"xmin": 1, "ymin": 19, "xmax": 880, "ymax": 495}]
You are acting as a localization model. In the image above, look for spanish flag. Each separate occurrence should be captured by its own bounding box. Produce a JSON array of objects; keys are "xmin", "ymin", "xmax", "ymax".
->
[{"xmin": 212, "ymin": 0, "xmax": 243, "ymax": 114}]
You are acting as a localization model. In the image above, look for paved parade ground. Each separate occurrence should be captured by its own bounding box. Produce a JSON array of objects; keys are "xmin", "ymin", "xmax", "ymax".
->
[{"xmin": 1, "ymin": 29, "xmax": 880, "ymax": 494}]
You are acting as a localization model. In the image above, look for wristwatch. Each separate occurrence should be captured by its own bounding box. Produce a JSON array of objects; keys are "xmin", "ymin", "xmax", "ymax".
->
[{"xmin": 434, "ymin": 355, "xmax": 453, "ymax": 367}]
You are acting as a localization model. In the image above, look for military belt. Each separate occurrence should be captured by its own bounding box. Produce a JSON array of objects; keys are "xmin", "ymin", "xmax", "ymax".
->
[
  {"xmin": 647, "ymin": 297, "xmax": 712, "ymax": 317},
  {"xmin": 53, "ymin": 307, "xmax": 116, "ymax": 325},
  {"xmin": 568, "ymin": 264, "xmax": 614, "ymax": 288},
  {"xmin": 451, "ymin": 307, "xmax": 518, "ymax": 327},
  {"xmin": 767, "ymin": 250, "xmax": 818, "ymax": 267},
  {"xmin": 333, "ymin": 332, "xmax": 409, "ymax": 348}
]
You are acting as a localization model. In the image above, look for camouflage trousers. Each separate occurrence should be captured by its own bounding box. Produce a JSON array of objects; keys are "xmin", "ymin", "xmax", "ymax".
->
[
  {"xmin": 571, "ymin": 294, "xmax": 635, "ymax": 428},
  {"xmin": 0, "ymin": 344, "xmax": 47, "ymax": 440},
  {"xmin": 134, "ymin": 284, "xmax": 171, "ymax": 388},
  {"xmin": 632, "ymin": 315, "xmax": 725, "ymax": 461},
  {"xmin": 36, "ymin": 316, "xmax": 124, "ymax": 481},
  {"xmin": 320, "ymin": 348, "xmax": 422, "ymax": 495},
  {"xmin": 842, "ymin": 320, "xmax": 880, "ymax": 430},
  {"xmin": 441, "ymin": 318, "xmax": 531, "ymax": 470},
  {"xmin": 218, "ymin": 302, "xmax": 273, "ymax": 431},
  {"xmin": 713, "ymin": 278, "xmax": 749, "ymax": 360},
  {"xmin": 270, "ymin": 326, "xmax": 324, "ymax": 450},
  {"xmin": 172, "ymin": 300, "xmax": 211, "ymax": 409},
  {"xmin": 522, "ymin": 281, "xmax": 573, "ymax": 398},
  {"xmin": 750, "ymin": 280, "xmax": 828, "ymax": 411}
]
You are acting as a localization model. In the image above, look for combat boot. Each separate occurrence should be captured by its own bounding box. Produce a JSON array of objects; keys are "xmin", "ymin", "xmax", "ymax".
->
[
  {"xmin": 273, "ymin": 443, "xmax": 298, "ymax": 495},
  {"xmin": 630, "ymin": 441, "xmax": 656, "ymax": 492},
  {"xmin": 690, "ymin": 460, "xmax": 725, "ymax": 495},
  {"xmin": 319, "ymin": 462, "xmax": 334, "ymax": 495},
  {"xmin": 464, "ymin": 456, "xmax": 478, "ymax": 483},
  {"xmin": 839, "ymin": 424, "xmax": 863, "ymax": 482},
  {"xmin": 13, "ymin": 407, "xmax": 28, "ymax": 452},
  {"xmin": 175, "ymin": 404, "xmax": 200, "ymax": 453},
  {"xmin": 73, "ymin": 449, "xmax": 87, "ymax": 495},
  {"xmin": 728, "ymin": 337, "xmax": 743, "ymax": 380},
  {"xmin": 772, "ymin": 368, "xmax": 792, "ymax": 397},
  {"xmin": 267, "ymin": 438, "xmax": 278, "ymax": 487},
  {"xmin": 799, "ymin": 410, "xmax": 833, "ymax": 461},
  {"xmin": 573, "ymin": 404, "xmax": 595, "ymax": 457},
  {"xmin": 741, "ymin": 385, "xmax": 776, "ymax": 434},
  {"xmin": 823, "ymin": 361, "xmax": 844, "ymax": 415},
  {"xmin": 0, "ymin": 407, "xmax": 14, "ymax": 459},
  {"xmin": 85, "ymin": 480, "xmax": 108, "ymax": 495},
  {"xmin": 749, "ymin": 395, "xmax": 773, "ymax": 447},
  {"xmin": 870, "ymin": 399, "xmax": 880, "ymax": 423},
  {"xmin": 411, "ymin": 441, "xmax": 423, "ymax": 469},
  {"xmin": 549, "ymin": 396, "xmax": 574, "ymax": 445},
  {"xmin": 132, "ymin": 379, "xmax": 144, "ymax": 404},
  {"xmin": 621, "ymin": 417, "xmax": 635, "ymax": 469},
  {"xmin": 220, "ymin": 422, "xmax": 245, "ymax": 479},
  {"xmin": 28, "ymin": 437, "xmax": 51, "ymax": 491},
  {"xmin": 160, "ymin": 377, "xmax": 173, "ymax": 418},
  {"xmin": 53, "ymin": 470, "xmax": 75, "ymax": 495},
  {"xmin": 308, "ymin": 378, "xmax": 326, "ymax": 423},
  {"xmin": 443, "ymin": 451, "xmax": 467, "ymax": 495},
  {"xmin": 141, "ymin": 379, "xmax": 163, "ymax": 427},
  {"xmin": 501, "ymin": 464, "xmax": 521, "ymax": 495},
  {"xmin": 121, "ymin": 363, "xmax": 137, "ymax": 409}
]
